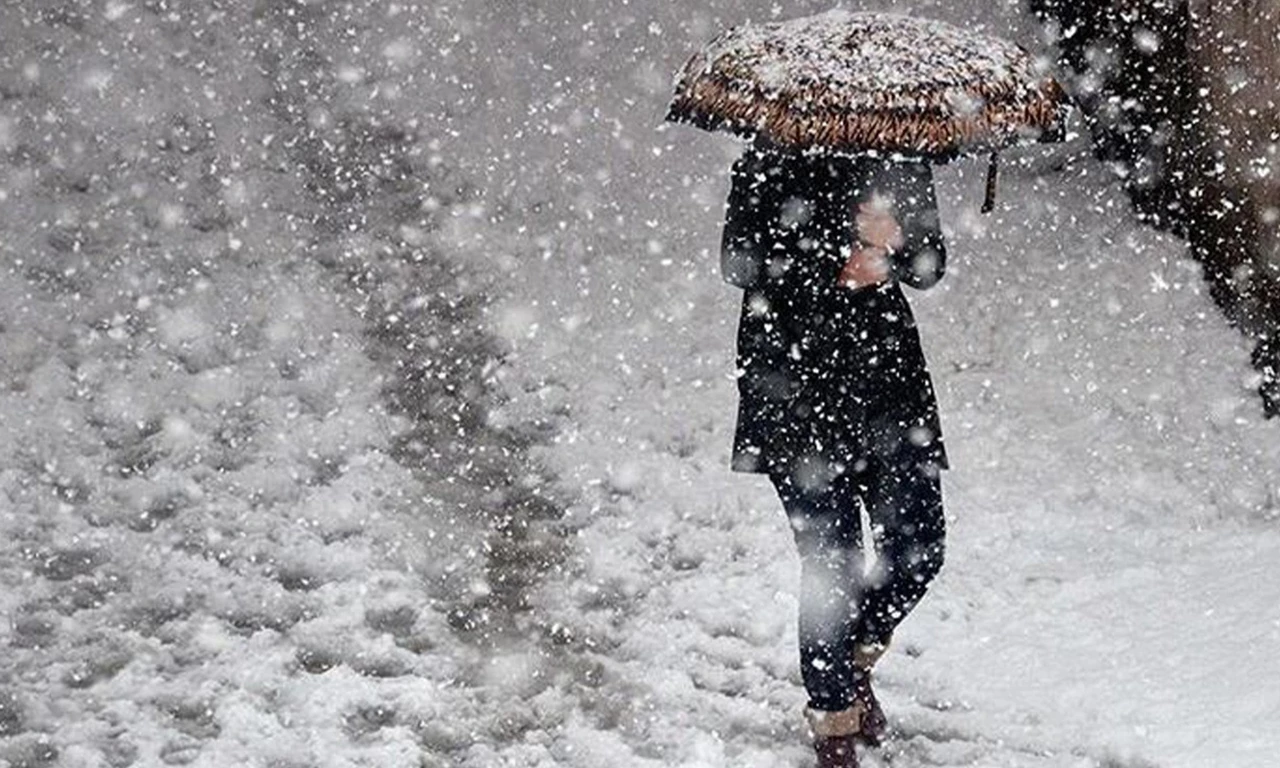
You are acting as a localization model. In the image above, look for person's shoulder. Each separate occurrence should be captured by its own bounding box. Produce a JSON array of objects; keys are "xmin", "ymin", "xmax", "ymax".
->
[
  {"xmin": 850, "ymin": 151, "xmax": 929, "ymax": 172},
  {"xmin": 854, "ymin": 153, "xmax": 934, "ymax": 194},
  {"xmin": 734, "ymin": 144, "xmax": 805, "ymax": 192}
]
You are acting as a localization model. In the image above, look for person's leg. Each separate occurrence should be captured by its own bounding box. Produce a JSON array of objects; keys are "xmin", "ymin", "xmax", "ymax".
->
[
  {"xmin": 769, "ymin": 468, "xmax": 866, "ymax": 713},
  {"xmin": 856, "ymin": 459, "xmax": 946, "ymax": 645}
]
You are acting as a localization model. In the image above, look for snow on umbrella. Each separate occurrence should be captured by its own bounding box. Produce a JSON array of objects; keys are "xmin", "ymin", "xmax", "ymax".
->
[{"xmin": 666, "ymin": 10, "xmax": 1071, "ymax": 210}]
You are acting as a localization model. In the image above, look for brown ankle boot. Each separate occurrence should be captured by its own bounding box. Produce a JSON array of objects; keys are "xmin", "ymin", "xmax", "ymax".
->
[
  {"xmin": 851, "ymin": 675, "xmax": 886, "ymax": 748},
  {"xmin": 804, "ymin": 705, "xmax": 863, "ymax": 768},
  {"xmin": 852, "ymin": 639, "xmax": 890, "ymax": 747},
  {"xmin": 814, "ymin": 735, "xmax": 859, "ymax": 768}
]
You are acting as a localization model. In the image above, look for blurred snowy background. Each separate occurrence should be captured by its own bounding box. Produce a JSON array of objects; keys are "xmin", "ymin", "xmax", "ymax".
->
[{"xmin": 1, "ymin": 1, "xmax": 1278, "ymax": 767}]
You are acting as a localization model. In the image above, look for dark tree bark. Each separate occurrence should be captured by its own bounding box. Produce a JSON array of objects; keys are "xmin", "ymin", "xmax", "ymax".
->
[{"xmin": 1029, "ymin": 0, "xmax": 1280, "ymax": 417}]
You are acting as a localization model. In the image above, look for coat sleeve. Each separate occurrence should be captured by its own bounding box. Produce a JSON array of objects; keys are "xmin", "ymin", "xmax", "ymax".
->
[
  {"xmin": 876, "ymin": 161, "xmax": 947, "ymax": 291},
  {"xmin": 719, "ymin": 151, "xmax": 778, "ymax": 290}
]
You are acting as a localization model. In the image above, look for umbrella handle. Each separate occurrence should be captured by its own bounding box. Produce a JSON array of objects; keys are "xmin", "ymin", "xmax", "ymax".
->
[{"xmin": 981, "ymin": 151, "xmax": 998, "ymax": 214}]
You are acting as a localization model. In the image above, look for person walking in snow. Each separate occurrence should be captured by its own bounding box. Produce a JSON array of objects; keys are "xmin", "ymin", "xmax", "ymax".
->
[
  {"xmin": 721, "ymin": 138, "xmax": 948, "ymax": 767},
  {"xmin": 673, "ymin": 11, "xmax": 1066, "ymax": 766}
]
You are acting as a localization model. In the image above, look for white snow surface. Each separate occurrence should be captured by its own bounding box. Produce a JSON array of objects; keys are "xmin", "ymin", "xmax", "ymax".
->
[{"xmin": 2, "ymin": 1, "xmax": 1279, "ymax": 767}]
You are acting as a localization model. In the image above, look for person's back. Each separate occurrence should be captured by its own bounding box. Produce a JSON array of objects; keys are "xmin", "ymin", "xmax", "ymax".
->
[
  {"xmin": 719, "ymin": 143, "xmax": 951, "ymax": 767},
  {"xmin": 721, "ymin": 144, "xmax": 949, "ymax": 479}
]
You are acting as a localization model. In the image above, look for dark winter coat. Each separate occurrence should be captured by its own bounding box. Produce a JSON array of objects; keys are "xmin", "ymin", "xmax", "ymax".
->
[{"xmin": 722, "ymin": 145, "xmax": 949, "ymax": 481}]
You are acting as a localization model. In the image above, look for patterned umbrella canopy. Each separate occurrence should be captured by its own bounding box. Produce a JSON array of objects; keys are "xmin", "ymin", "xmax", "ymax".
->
[{"xmin": 667, "ymin": 10, "xmax": 1069, "ymax": 160}]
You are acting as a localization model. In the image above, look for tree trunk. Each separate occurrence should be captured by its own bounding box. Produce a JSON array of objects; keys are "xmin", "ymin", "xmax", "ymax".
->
[{"xmin": 1030, "ymin": 0, "xmax": 1280, "ymax": 416}]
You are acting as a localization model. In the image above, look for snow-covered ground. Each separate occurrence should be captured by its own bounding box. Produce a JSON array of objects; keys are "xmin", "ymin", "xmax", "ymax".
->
[
  {"xmin": 1, "ymin": 3, "xmax": 559, "ymax": 765},
  {"xmin": 2, "ymin": 1, "xmax": 1278, "ymax": 767}
]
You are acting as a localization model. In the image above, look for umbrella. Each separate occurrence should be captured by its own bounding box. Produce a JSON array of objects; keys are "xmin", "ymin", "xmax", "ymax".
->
[{"xmin": 666, "ymin": 10, "xmax": 1071, "ymax": 211}]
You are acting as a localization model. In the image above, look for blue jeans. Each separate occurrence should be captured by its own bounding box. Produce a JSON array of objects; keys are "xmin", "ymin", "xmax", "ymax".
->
[{"xmin": 769, "ymin": 458, "xmax": 945, "ymax": 712}]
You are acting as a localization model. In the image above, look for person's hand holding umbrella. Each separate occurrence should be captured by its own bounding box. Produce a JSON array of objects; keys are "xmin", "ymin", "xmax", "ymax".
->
[{"xmin": 839, "ymin": 197, "xmax": 904, "ymax": 291}]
